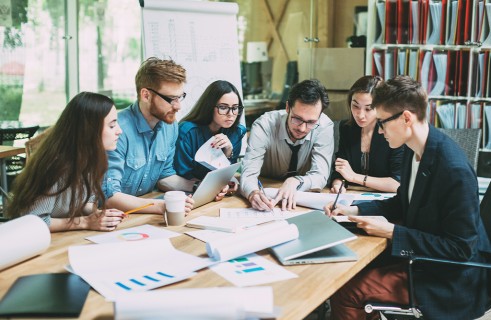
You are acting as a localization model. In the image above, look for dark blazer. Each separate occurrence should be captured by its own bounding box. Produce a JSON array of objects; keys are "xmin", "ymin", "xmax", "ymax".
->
[
  {"xmin": 331, "ymin": 120, "xmax": 403, "ymax": 187},
  {"xmin": 358, "ymin": 125, "xmax": 491, "ymax": 320}
]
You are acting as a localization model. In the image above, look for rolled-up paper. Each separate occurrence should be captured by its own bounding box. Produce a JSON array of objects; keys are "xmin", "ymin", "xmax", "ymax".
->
[
  {"xmin": 0, "ymin": 215, "xmax": 51, "ymax": 270},
  {"xmin": 206, "ymin": 220, "xmax": 299, "ymax": 261}
]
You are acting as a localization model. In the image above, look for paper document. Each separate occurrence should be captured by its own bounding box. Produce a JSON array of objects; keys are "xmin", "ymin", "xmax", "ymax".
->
[
  {"xmin": 186, "ymin": 216, "xmax": 274, "ymax": 233},
  {"xmin": 219, "ymin": 207, "xmax": 308, "ymax": 220},
  {"xmin": 69, "ymin": 239, "xmax": 214, "ymax": 300},
  {"xmin": 85, "ymin": 224, "xmax": 180, "ymax": 244},
  {"xmin": 114, "ymin": 286, "xmax": 275, "ymax": 320},
  {"xmin": 185, "ymin": 229, "xmax": 234, "ymax": 243},
  {"xmin": 264, "ymin": 188, "xmax": 355, "ymax": 210},
  {"xmin": 195, "ymin": 136, "xmax": 230, "ymax": 170},
  {"xmin": 210, "ymin": 253, "xmax": 297, "ymax": 287},
  {"xmin": 352, "ymin": 192, "xmax": 396, "ymax": 201},
  {"xmin": 332, "ymin": 215, "xmax": 388, "ymax": 223},
  {"xmin": 206, "ymin": 220, "xmax": 299, "ymax": 261}
]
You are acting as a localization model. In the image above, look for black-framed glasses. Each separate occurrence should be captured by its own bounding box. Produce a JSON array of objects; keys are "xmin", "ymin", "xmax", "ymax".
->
[
  {"xmin": 146, "ymin": 88, "xmax": 186, "ymax": 105},
  {"xmin": 215, "ymin": 104, "xmax": 244, "ymax": 115},
  {"xmin": 377, "ymin": 111, "xmax": 404, "ymax": 130},
  {"xmin": 290, "ymin": 116, "xmax": 319, "ymax": 130}
]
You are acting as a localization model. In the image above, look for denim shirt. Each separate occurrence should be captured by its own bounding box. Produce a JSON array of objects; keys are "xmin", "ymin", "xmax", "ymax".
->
[{"xmin": 103, "ymin": 101, "xmax": 178, "ymax": 198}]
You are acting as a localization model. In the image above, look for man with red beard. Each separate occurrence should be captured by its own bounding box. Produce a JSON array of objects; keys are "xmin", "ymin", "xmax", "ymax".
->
[
  {"xmin": 103, "ymin": 57, "xmax": 194, "ymax": 215},
  {"xmin": 240, "ymin": 79, "xmax": 334, "ymax": 211}
]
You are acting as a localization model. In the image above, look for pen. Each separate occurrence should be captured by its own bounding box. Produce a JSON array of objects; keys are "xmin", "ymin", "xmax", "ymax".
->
[
  {"xmin": 332, "ymin": 180, "xmax": 345, "ymax": 210},
  {"xmin": 124, "ymin": 203, "xmax": 154, "ymax": 215},
  {"xmin": 257, "ymin": 180, "xmax": 273, "ymax": 212}
]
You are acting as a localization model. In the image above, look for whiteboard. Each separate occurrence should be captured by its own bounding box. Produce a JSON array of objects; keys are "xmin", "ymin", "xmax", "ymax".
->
[{"xmin": 141, "ymin": 0, "xmax": 243, "ymax": 121}]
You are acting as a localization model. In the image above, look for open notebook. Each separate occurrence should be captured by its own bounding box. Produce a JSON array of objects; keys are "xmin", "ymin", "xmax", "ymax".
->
[{"xmin": 270, "ymin": 211, "xmax": 357, "ymax": 265}]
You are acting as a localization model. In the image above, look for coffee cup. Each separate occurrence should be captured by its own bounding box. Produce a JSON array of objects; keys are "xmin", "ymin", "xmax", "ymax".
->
[{"xmin": 164, "ymin": 191, "xmax": 186, "ymax": 226}]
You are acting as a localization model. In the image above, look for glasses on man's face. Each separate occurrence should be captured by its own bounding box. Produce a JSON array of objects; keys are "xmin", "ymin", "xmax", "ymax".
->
[
  {"xmin": 377, "ymin": 111, "xmax": 404, "ymax": 130},
  {"xmin": 290, "ymin": 115, "xmax": 319, "ymax": 130},
  {"xmin": 146, "ymin": 88, "xmax": 186, "ymax": 105},
  {"xmin": 215, "ymin": 104, "xmax": 244, "ymax": 115}
]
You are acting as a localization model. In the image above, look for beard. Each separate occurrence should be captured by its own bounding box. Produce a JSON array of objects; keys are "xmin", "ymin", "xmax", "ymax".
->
[{"xmin": 149, "ymin": 100, "xmax": 176, "ymax": 124}]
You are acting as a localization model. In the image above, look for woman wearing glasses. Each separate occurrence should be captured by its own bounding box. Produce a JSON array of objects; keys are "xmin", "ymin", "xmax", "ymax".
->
[
  {"xmin": 330, "ymin": 75, "xmax": 403, "ymax": 193},
  {"xmin": 174, "ymin": 80, "xmax": 246, "ymax": 193}
]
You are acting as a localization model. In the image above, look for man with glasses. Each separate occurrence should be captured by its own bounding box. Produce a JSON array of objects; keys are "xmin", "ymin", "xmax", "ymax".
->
[
  {"xmin": 240, "ymin": 79, "xmax": 334, "ymax": 211},
  {"xmin": 103, "ymin": 57, "xmax": 194, "ymax": 215},
  {"xmin": 325, "ymin": 75, "xmax": 491, "ymax": 320}
]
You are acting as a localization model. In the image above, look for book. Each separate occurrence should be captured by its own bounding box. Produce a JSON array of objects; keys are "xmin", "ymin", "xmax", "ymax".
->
[{"xmin": 0, "ymin": 273, "xmax": 90, "ymax": 317}]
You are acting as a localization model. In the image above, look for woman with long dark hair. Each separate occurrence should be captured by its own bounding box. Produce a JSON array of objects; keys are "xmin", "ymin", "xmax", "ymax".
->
[
  {"xmin": 330, "ymin": 75, "xmax": 403, "ymax": 193},
  {"xmin": 7, "ymin": 92, "xmax": 124, "ymax": 232},
  {"xmin": 175, "ymin": 80, "xmax": 246, "ymax": 184}
]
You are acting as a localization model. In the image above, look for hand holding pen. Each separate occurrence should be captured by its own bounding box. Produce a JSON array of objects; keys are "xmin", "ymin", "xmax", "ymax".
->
[
  {"xmin": 332, "ymin": 180, "xmax": 345, "ymax": 211},
  {"xmin": 249, "ymin": 180, "xmax": 274, "ymax": 211}
]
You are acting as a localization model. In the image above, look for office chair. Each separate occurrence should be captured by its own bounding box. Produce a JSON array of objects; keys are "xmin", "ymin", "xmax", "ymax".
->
[
  {"xmin": 364, "ymin": 182, "xmax": 491, "ymax": 319},
  {"xmin": 438, "ymin": 128, "xmax": 481, "ymax": 171}
]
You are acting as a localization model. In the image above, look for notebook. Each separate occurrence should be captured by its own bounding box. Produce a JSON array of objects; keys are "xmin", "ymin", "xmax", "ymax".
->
[
  {"xmin": 270, "ymin": 211, "xmax": 358, "ymax": 265},
  {"xmin": 192, "ymin": 162, "xmax": 241, "ymax": 208},
  {"xmin": 0, "ymin": 273, "xmax": 90, "ymax": 317}
]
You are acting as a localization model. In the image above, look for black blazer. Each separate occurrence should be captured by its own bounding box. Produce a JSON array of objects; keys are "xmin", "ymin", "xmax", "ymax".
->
[
  {"xmin": 331, "ymin": 120, "xmax": 403, "ymax": 186},
  {"xmin": 358, "ymin": 126, "xmax": 491, "ymax": 320}
]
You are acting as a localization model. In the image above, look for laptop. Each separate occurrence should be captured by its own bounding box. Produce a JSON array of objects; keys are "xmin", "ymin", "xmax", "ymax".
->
[
  {"xmin": 270, "ymin": 211, "xmax": 358, "ymax": 265},
  {"xmin": 192, "ymin": 162, "xmax": 241, "ymax": 208}
]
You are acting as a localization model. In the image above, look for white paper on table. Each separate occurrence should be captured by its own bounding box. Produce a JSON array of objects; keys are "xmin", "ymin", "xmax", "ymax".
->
[
  {"xmin": 185, "ymin": 229, "xmax": 234, "ymax": 242},
  {"xmin": 264, "ymin": 188, "xmax": 355, "ymax": 210},
  {"xmin": 0, "ymin": 215, "xmax": 51, "ymax": 271},
  {"xmin": 219, "ymin": 207, "xmax": 308, "ymax": 220},
  {"xmin": 85, "ymin": 224, "xmax": 180, "ymax": 244},
  {"xmin": 195, "ymin": 136, "xmax": 230, "ymax": 170},
  {"xmin": 69, "ymin": 238, "xmax": 214, "ymax": 300},
  {"xmin": 211, "ymin": 253, "xmax": 297, "ymax": 287},
  {"xmin": 186, "ymin": 215, "xmax": 274, "ymax": 232},
  {"xmin": 332, "ymin": 215, "xmax": 388, "ymax": 223},
  {"xmin": 352, "ymin": 192, "xmax": 396, "ymax": 201},
  {"xmin": 114, "ymin": 286, "xmax": 274, "ymax": 320},
  {"xmin": 206, "ymin": 220, "xmax": 299, "ymax": 262}
]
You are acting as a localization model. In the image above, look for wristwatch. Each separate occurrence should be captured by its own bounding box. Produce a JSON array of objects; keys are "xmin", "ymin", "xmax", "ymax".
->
[{"xmin": 293, "ymin": 176, "xmax": 304, "ymax": 190}]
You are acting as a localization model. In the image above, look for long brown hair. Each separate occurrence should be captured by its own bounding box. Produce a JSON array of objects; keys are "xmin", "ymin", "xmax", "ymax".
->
[
  {"xmin": 6, "ymin": 92, "xmax": 114, "ymax": 222},
  {"xmin": 180, "ymin": 80, "xmax": 243, "ymax": 129}
]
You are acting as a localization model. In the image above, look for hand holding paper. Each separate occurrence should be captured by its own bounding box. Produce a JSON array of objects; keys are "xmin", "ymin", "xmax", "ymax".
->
[{"xmin": 195, "ymin": 136, "xmax": 230, "ymax": 170}]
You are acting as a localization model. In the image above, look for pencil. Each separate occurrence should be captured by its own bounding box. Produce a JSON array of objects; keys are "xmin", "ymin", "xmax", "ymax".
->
[{"xmin": 124, "ymin": 203, "xmax": 154, "ymax": 215}]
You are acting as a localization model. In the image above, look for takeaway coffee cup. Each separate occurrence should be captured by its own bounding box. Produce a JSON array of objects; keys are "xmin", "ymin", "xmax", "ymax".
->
[{"xmin": 164, "ymin": 191, "xmax": 186, "ymax": 226}]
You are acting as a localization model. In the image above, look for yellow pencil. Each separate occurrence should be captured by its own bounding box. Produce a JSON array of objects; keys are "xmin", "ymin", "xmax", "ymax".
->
[{"xmin": 124, "ymin": 203, "xmax": 154, "ymax": 215}]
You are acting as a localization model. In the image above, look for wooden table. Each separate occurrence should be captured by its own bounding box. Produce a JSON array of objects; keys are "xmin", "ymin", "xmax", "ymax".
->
[
  {"xmin": 0, "ymin": 145, "xmax": 25, "ymax": 206},
  {"xmin": 0, "ymin": 191, "xmax": 387, "ymax": 320}
]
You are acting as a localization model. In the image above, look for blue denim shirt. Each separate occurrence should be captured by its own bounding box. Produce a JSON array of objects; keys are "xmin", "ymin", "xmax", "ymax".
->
[{"xmin": 103, "ymin": 101, "xmax": 178, "ymax": 198}]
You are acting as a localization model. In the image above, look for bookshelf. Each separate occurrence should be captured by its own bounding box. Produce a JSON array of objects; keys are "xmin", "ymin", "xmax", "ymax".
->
[{"xmin": 365, "ymin": 0, "xmax": 491, "ymax": 149}]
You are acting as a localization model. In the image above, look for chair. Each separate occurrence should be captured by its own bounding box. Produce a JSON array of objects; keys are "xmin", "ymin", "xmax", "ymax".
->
[
  {"xmin": 364, "ymin": 182, "xmax": 491, "ymax": 319},
  {"xmin": 0, "ymin": 125, "xmax": 39, "ymax": 188},
  {"xmin": 438, "ymin": 128, "xmax": 481, "ymax": 171},
  {"xmin": 25, "ymin": 127, "xmax": 51, "ymax": 162}
]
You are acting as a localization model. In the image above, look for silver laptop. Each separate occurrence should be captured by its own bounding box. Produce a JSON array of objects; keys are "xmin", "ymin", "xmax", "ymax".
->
[
  {"xmin": 192, "ymin": 162, "xmax": 241, "ymax": 208},
  {"xmin": 270, "ymin": 211, "xmax": 358, "ymax": 265}
]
